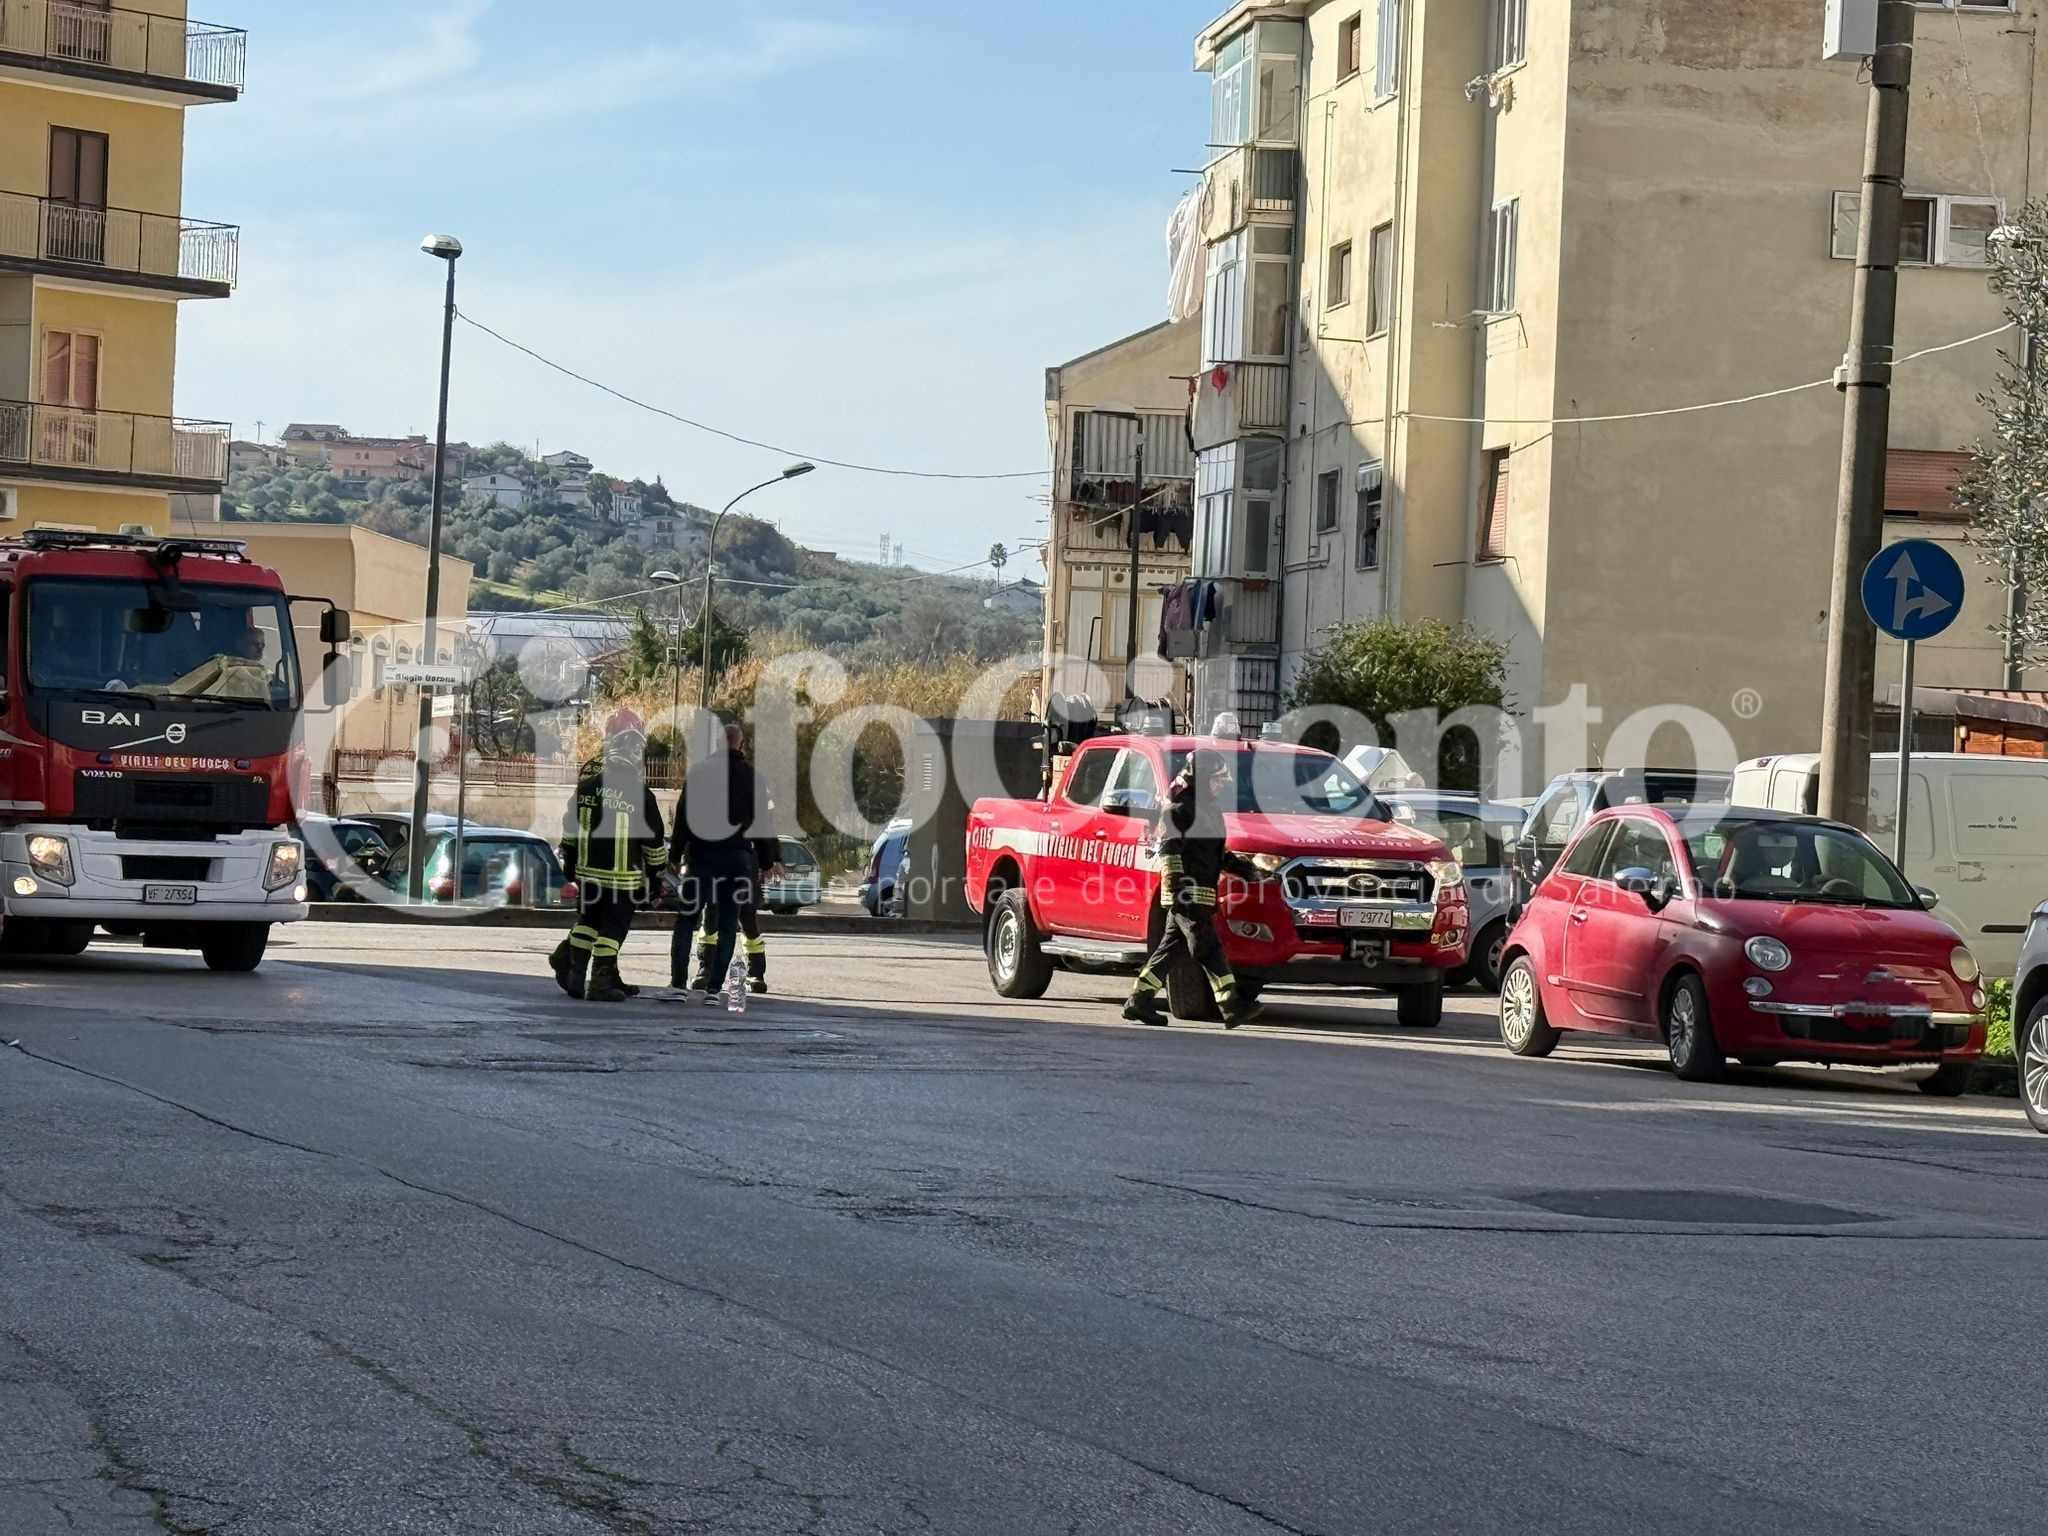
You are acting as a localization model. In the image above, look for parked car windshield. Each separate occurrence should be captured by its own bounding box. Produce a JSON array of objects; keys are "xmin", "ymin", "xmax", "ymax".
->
[
  {"xmin": 1682, "ymin": 817, "xmax": 1919, "ymax": 908},
  {"xmin": 1165, "ymin": 748, "xmax": 1382, "ymax": 819}
]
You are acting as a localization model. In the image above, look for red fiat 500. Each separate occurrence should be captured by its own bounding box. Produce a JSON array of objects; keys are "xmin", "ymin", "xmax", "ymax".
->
[{"xmin": 1497, "ymin": 806, "xmax": 1988, "ymax": 1092}]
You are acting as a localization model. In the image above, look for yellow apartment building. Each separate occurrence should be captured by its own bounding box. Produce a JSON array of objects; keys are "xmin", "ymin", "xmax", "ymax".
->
[
  {"xmin": 0, "ymin": 0, "xmax": 241, "ymax": 535},
  {"xmin": 1042, "ymin": 317, "xmax": 1202, "ymax": 716},
  {"xmin": 1186, "ymin": 0, "xmax": 2040, "ymax": 761}
]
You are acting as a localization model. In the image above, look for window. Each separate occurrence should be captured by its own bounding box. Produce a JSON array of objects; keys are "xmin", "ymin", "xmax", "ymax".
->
[
  {"xmin": 1492, "ymin": 0, "xmax": 1528, "ymax": 70},
  {"xmin": 1356, "ymin": 462, "xmax": 1383, "ymax": 570},
  {"xmin": 1485, "ymin": 199, "xmax": 1518, "ymax": 313},
  {"xmin": 1597, "ymin": 820, "xmax": 1679, "ymax": 885},
  {"xmin": 1255, "ymin": 54, "xmax": 1299, "ymax": 143},
  {"xmin": 1211, "ymin": 31, "xmax": 1252, "ymax": 149},
  {"xmin": 1884, "ymin": 449, "xmax": 1971, "ymax": 520},
  {"xmin": 1107, "ymin": 749, "xmax": 1162, "ymax": 810},
  {"xmin": 1327, "ymin": 240, "xmax": 1353, "ymax": 307},
  {"xmin": 1063, "ymin": 747, "xmax": 1117, "ymax": 808},
  {"xmin": 1366, "ymin": 221, "xmax": 1394, "ymax": 336},
  {"xmin": 1830, "ymin": 191, "xmax": 2002, "ymax": 267},
  {"xmin": 1250, "ymin": 258, "xmax": 1291, "ymax": 357},
  {"xmin": 1316, "ymin": 469, "xmax": 1341, "ymax": 534},
  {"xmin": 1244, "ymin": 498, "xmax": 1273, "ymax": 576},
  {"xmin": 1337, "ymin": 13, "xmax": 1362, "ymax": 79},
  {"xmin": 1477, "ymin": 449, "xmax": 1510, "ymax": 562},
  {"xmin": 1375, "ymin": 0, "xmax": 1402, "ymax": 98},
  {"xmin": 1558, "ymin": 818, "xmax": 1609, "ymax": 874},
  {"xmin": 41, "ymin": 329, "xmax": 99, "ymax": 408}
]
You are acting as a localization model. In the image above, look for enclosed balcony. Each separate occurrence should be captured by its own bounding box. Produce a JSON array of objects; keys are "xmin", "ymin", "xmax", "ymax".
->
[
  {"xmin": 0, "ymin": 0, "xmax": 245, "ymax": 105},
  {"xmin": 1192, "ymin": 361, "xmax": 1290, "ymax": 451},
  {"xmin": 0, "ymin": 399, "xmax": 229, "ymax": 493},
  {"xmin": 0, "ymin": 192, "xmax": 237, "ymax": 296}
]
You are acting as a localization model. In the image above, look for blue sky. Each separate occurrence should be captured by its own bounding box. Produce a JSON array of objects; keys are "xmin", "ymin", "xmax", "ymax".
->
[{"xmin": 178, "ymin": 0, "xmax": 1211, "ymax": 570}]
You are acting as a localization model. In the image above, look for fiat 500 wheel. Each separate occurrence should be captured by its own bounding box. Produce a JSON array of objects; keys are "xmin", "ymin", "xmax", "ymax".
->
[
  {"xmin": 1499, "ymin": 958, "xmax": 1559, "ymax": 1057},
  {"xmin": 1664, "ymin": 974, "xmax": 1724, "ymax": 1082}
]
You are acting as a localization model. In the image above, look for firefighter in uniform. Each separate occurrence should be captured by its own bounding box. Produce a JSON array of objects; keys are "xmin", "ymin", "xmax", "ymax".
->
[
  {"xmin": 1124, "ymin": 748, "xmax": 1262, "ymax": 1029},
  {"xmin": 550, "ymin": 709, "xmax": 666, "ymax": 1003},
  {"xmin": 688, "ymin": 727, "xmax": 779, "ymax": 993}
]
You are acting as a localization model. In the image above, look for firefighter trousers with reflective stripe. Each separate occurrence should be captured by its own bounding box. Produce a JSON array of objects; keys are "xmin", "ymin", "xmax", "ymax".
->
[
  {"xmin": 696, "ymin": 891, "xmax": 764, "ymax": 979},
  {"xmin": 570, "ymin": 885, "xmax": 635, "ymax": 964},
  {"xmin": 1130, "ymin": 899, "xmax": 1237, "ymax": 1007}
]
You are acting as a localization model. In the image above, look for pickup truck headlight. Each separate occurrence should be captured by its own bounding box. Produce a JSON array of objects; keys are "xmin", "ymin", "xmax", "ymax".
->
[
  {"xmin": 1950, "ymin": 945, "xmax": 1981, "ymax": 984},
  {"xmin": 1745, "ymin": 936, "xmax": 1793, "ymax": 973},
  {"xmin": 1246, "ymin": 853, "xmax": 1288, "ymax": 876},
  {"xmin": 1426, "ymin": 858, "xmax": 1465, "ymax": 891},
  {"xmin": 265, "ymin": 841, "xmax": 304, "ymax": 892},
  {"xmin": 26, "ymin": 835, "xmax": 74, "ymax": 888}
]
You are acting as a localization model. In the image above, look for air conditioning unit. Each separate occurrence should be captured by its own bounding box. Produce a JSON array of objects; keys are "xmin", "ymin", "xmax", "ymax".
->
[{"xmin": 0, "ymin": 488, "xmax": 16, "ymax": 521}]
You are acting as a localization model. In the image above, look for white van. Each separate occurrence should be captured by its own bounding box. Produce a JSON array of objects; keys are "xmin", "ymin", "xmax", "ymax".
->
[{"xmin": 1731, "ymin": 752, "xmax": 2048, "ymax": 978}]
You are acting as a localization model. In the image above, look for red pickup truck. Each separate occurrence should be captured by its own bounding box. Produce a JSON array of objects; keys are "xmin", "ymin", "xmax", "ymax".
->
[{"xmin": 966, "ymin": 733, "xmax": 1469, "ymax": 1026}]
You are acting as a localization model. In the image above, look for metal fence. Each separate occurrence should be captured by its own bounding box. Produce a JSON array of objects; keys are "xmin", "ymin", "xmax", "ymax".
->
[
  {"xmin": 0, "ymin": 400, "xmax": 228, "ymax": 485},
  {"xmin": 0, "ymin": 0, "xmax": 247, "ymax": 92},
  {"xmin": 0, "ymin": 192, "xmax": 238, "ymax": 288}
]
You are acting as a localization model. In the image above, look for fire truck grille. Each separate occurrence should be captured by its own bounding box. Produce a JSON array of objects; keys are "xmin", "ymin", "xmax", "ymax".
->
[
  {"xmin": 1283, "ymin": 860, "xmax": 1433, "ymax": 905},
  {"xmin": 73, "ymin": 774, "xmax": 270, "ymax": 834}
]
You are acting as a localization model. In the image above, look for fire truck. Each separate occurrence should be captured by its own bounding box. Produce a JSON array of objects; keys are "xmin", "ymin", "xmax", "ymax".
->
[
  {"xmin": 966, "ymin": 727, "xmax": 1469, "ymax": 1026},
  {"xmin": 0, "ymin": 531, "xmax": 348, "ymax": 971}
]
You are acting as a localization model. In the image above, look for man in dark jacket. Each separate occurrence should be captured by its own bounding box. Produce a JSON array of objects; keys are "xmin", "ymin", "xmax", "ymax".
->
[
  {"xmin": 685, "ymin": 726, "xmax": 781, "ymax": 993},
  {"xmin": 1125, "ymin": 748, "xmax": 1262, "ymax": 1029},
  {"xmin": 550, "ymin": 709, "xmax": 666, "ymax": 1003},
  {"xmin": 669, "ymin": 718, "xmax": 761, "ymax": 1004}
]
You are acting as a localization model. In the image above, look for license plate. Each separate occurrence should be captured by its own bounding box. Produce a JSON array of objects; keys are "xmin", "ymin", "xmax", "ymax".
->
[
  {"xmin": 1347, "ymin": 938, "xmax": 1389, "ymax": 964},
  {"xmin": 144, "ymin": 884, "xmax": 198, "ymax": 906},
  {"xmin": 1341, "ymin": 908, "xmax": 1393, "ymax": 929}
]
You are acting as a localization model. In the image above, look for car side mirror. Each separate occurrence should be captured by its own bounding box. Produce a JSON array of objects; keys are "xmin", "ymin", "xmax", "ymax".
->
[
  {"xmin": 1614, "ymin": 867, "xmax": 1656, "ymax": 900},
  {"xmin": 1914, "ymin": 885, "xmax": 1940, "ymax": 908},
  {"xmin": 1648, "ymin": 874, "xmax": 1679, "ymax": 912}
]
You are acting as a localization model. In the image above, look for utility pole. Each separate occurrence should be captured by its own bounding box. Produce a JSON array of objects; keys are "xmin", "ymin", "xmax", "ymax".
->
[
  {"xmin": 1103, "ymin": 412, "xmax": 1146, "ymax": 704},
  {"xmin": 1819, "ymin": 0, "xmax": 1914, "ymax": 826},
  {"xmin": 408, "ymin": 235, "xmax": 462, "ymax": 900}
]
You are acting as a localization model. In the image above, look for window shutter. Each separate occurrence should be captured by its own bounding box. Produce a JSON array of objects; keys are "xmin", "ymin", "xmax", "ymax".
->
[
  {"xmin": 1884, "ymin": 449, "xmax": 1971, "ymax": 520},
  {"xmin": 42, "ymin": 331, "xmax": 70, "ymax": 405},
  {"xmin": 73, "ymin": 334, "xmax": 98, "ymax": 409},
  {"xmin": 1477, "ymin": 450, "xmax": 1510, "ymax": 560}
]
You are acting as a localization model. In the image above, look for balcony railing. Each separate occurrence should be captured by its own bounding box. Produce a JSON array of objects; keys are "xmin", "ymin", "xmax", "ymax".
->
[
  {"xmin": 0, "ymin": 0, "xmax": 245, "ymax": 95},
  {"xmin": 1193, "ymin": 361, "xmax": 1291, "ymax": 450},
  {"xmin": 0, "ymin": 399, "xmax": 228, "ymax": 486},
  {"xmin": 0, "ymin": 192, "xmax": 237, "ymax": 289}
]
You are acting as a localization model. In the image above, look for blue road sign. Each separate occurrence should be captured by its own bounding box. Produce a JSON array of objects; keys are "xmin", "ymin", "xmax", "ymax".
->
[{"xmin": 1862, "ymin": 539, "xmax": 1966, "ymax": 642}]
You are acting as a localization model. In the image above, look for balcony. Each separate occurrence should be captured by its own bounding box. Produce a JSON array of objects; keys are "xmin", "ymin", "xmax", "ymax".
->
[
  {"xmin": 0, "ymin": 400, "xmax": 228, "ymax": 492},
  {"xmin": 1192, "ymin": 361, "xmax": 1291, "ymax": 451},
  {"xmin": 0, "ymin": 0, "xmax": 245, "ymax": 104},
  {"xmin": 0, "ymin": 192, "xmax": 237, "ymax": 296},
  {"xmin": 1200, "ymin": 144, "xmax": 1299, "ymax": 244}
]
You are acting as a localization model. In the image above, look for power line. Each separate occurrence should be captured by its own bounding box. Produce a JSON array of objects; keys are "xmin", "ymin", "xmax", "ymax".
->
[
  {"xmin": 456, "ymin": 310, "xmax": 1050, "ymax": 483},
  {"xmin": 1399, "ymin": 322, "xmax": 2015, "ymax": 426}
]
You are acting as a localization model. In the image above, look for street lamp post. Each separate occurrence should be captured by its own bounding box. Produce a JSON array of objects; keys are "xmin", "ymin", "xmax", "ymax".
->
[
  {"xmin": 408, "ymin": 233, "xmax": 462, "ymax": 902},
  {"xmin": 699, "ymin": 462, "xmax": 815, "ymax": 711}
]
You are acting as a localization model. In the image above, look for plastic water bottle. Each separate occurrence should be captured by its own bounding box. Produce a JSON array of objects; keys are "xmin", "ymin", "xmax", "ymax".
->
[{"xmin": 724, "ymin": 949, "xmax": 748, "ymax": 1014}]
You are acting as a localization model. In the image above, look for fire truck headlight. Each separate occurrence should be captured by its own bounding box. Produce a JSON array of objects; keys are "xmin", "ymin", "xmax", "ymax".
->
[
  {"xmin": 26, "ymin": 836, "xmax": 74, "ymax": 888},
  {"xmin": 265, "ymin": 841, "xmax": 304, "ymax": 892},
  {"xmin": 12, "ymin": 876, "xmax": 38, "ymax": 898}
]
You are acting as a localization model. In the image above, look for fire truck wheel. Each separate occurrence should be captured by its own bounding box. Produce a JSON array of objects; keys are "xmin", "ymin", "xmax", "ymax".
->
[
  {"xmin": 43, "ymin": 922, "xmax": 92, "ymax": 957},
  {"xmin": 201, "ymin": 923, "xmax": 272, "ymax": 974},
  {"xmin": 1396, "ymin": 983, "xmax": 1445, "ymax": 1029},
  {"xmin": 1166, "ymin": 956, "xmax": 1222, "ymax": 1023},
  {"xmin": 986, "ymin": 891, "xmax": 1053, "ymax": 999}
]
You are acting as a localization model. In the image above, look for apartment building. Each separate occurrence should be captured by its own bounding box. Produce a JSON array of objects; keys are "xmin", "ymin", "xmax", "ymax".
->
[
  {"xmin": 1186, "ymin": 0, "xmax": 2037, "ymax": 757},
  {"xmin": 1042, "ymin": 318, "xmax": 1202, "ymax": 716},
  {"xmin": 0, "ymin": 0, "xmax": 243, "ymax": 534}
]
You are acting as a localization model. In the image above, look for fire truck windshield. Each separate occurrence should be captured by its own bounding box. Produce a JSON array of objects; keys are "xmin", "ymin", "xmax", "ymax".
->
[{"xmin": 25, "ymin": 578, "xmax": 301, "ymax": 709}]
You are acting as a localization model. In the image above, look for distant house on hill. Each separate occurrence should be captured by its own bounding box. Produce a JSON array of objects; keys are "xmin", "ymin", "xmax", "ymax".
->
[
  {"xmin": 281, "ymin": 423, "xmax": 348, "ymax": 462},
  {"xmin": 984, "ymin": 578, "xmax": 1045, "ymax": 618},
  {"xmin": 463, "ymin": 472, "xmax": 528, "ymax": 510},
  {"xmin": 542, "ymin": 449, "xmax": 593, "ymax": 474}
]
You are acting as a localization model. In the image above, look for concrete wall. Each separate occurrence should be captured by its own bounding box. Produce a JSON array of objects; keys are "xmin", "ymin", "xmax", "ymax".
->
[{"xmin": 1546, "ymin": 0, "xmax": 2038, "ymax": 762}]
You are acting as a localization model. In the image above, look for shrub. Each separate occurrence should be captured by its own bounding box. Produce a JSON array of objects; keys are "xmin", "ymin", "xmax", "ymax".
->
[{"xmin": 1986, "ymin": 978, "xmax": 2015, "ymax": 1062}]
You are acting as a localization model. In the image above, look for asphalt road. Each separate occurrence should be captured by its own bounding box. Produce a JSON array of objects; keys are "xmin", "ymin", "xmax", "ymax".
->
[{"xmin": 0, "ymin": 921, "xmax": 2041, "ymax": 1535}]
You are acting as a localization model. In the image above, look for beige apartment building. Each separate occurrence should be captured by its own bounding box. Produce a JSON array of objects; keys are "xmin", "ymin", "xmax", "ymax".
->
[
  {"xmin": 1186, "ymin": 0, "xmax": 2039, "ymax": 764},
  {"xmin": 1042, "ymin": 317, "xmax": 1201, "ymax": 716}
]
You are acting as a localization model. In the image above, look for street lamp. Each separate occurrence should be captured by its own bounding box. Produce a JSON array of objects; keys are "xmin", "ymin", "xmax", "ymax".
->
[
  {"xmin": 650, "ymin": 568, "xmax": 685, "ymax": 746},
  {"xmin": 699, "ymin": 462, "xmax": 814, "ymax": 710},
  {"xmin": 407, "ymin": 232, "xmax": 462, "ymax": 902}
]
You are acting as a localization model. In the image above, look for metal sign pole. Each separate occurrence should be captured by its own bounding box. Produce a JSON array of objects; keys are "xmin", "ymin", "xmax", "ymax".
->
[{"xmin": 1895, "ymin": 638, "xmax": 1916, "ymax": 869}]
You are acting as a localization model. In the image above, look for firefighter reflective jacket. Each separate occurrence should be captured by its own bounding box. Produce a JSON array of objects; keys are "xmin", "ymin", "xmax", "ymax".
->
[{"xmin": 560, "ymin": 768, "xmax": 667, "ymax": 894}]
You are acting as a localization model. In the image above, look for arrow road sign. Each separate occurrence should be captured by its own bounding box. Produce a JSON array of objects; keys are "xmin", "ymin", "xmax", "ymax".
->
[{"xmin": 1861, "ymin": 539, "xmax": 1966, "ymax": 642}]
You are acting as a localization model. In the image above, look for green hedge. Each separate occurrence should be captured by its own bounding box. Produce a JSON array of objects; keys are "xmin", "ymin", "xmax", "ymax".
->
[{"xmin": 1986, "ymin": 978, "xmax": 2015, "ymax": 1062}]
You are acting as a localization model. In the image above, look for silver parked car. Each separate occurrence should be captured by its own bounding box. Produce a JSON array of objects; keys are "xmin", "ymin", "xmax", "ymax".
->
[
  {"xmin": 1383, "ymin": 792, "xmax": 1524, "ymax": 992},
  {"xmin": 2016, "ymin": 901, "xmax": 2048, "ymax": 1133}
]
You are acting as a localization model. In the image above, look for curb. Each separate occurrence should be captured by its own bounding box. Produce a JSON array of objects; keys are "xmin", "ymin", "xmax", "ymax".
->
[{"xmin": 302, "ymin": 903, "xmax": 976, "ymax": 938}]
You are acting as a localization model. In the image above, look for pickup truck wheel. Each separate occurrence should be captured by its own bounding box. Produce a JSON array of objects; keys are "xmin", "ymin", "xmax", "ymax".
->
[
  {"xmin": 200, "ymin": 924, "xmax": 271, "ymax": 974},
  {"xmin": 1396, "ymin": 983, "xmax": 1444, "ymax": 1030},
  {"xmin": 1166, "ymin": 956, "xmax": 1221, "ymax": 1022},
  {"xmin": 986, "ymin": 891, "xmax": 1053, "ymax": 999},
  {"xmin": 1499, "ymin": 958, "xmax": 1559, "ymax": 1057},
  {"xmin": 1468, "ymin": 920, "xmax": 1509, "ymax": 994}
]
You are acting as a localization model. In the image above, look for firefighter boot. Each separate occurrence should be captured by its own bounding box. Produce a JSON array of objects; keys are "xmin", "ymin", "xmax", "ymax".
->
[
  {"xmin": 1122, "ymin": 993, "xmax": 1169, "ymax": 1027},
  {"xmin": 585, "ymin": 958, "xmax": 631, "ymax": 1004},
  {"xmin": 550, "ymin": 940, "xmax": 589, "ymax": 1000}
]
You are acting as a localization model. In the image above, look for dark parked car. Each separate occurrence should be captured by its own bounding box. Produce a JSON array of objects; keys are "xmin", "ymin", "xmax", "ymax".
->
[
  {"xmin": 1385, "ymin": 792, "xmax": 1524, "ymax": 991},
  {"xmin": 296, "ymin": 814, "xmax": 392, "ymax": 903},
  {"xmin": 379, "ymin": 827, "xmax": 576, "ymax": 908},
  {"xmin": 1513, "ymin": 768, "xmax": 1734, "ymax": 909},
  {"xmin": 859, "ymin": 820, "xmax": 911, "ymax": 917},
  {"xmin": 347, "ymin": 812, "xmax": 479, "ymax": 856},
  {"xmin": 2016, "ymin": 902, "xmax": 2048, "ymax": 1133}
]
